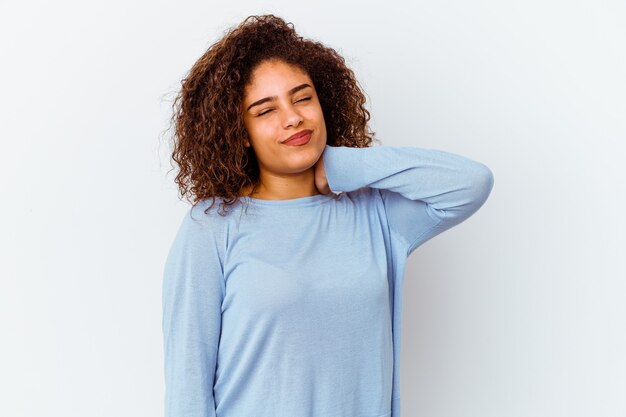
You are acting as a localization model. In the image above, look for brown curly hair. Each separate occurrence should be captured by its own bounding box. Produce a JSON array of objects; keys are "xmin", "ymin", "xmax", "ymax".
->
[{"xmin": 166, "ymin": 14, "xmax": 378, "ymax": 216}]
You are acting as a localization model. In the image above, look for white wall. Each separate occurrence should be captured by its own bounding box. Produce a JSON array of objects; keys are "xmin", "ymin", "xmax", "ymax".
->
[{"xmin": 1, "ymin": 1, "xmax": 624, "ymax": 416}]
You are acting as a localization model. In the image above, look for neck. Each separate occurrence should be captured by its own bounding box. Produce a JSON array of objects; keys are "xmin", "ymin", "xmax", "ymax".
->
[{"xmin": 242, "ymin": 167, "xmax": 320, "ymax": 200}]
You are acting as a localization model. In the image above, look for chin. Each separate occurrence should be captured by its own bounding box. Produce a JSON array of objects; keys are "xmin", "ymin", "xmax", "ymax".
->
[{"xmin": 283, "ymin": 151, "xmax": 319, "ymax": 171}]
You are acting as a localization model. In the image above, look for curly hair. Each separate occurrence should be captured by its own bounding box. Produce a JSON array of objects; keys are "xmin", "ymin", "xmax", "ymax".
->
[{"xmin": 166, "ymin": 14, "xmax": 378, "ymax": 216}]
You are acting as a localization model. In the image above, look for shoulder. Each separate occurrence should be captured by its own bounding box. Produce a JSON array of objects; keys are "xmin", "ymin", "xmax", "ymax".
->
[
  {"xmin": 339, "ymin": 186, "xmax": 383, "ymax": 204},
  {"xmin": 173, "ymin": 197, "xmax": 239, "ymax": 244},
  {"xmin": 332, "ymin": 187, "xmax": 386, "ymax": 218}
]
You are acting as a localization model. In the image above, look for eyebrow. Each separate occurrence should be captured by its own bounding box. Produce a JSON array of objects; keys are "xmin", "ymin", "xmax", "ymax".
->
[{"xmin": 246, "ymin": 83, "xmax": 312, "ymax": 112}]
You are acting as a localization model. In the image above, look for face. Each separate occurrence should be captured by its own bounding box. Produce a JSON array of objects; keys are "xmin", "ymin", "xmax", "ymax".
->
[{"xmin": 241, "ymin": 59, "xmax": 327, "ymax": 177}]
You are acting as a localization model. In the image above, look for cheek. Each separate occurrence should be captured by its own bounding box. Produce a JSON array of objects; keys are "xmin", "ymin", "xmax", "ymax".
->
[
  {"xmin": 312, "ymin": 103, "xmax": 326, "ymax": 124},
  {"xmin": 314, "ymin": 109, "xmax": 327, "ymax": 133},
  {"xmin": 246, "ymin": 120, "xmax": 270, "ymax": 140},
  {"xmin": 246, "ymin": 123, "xmax": 282, "ymax": 154}
]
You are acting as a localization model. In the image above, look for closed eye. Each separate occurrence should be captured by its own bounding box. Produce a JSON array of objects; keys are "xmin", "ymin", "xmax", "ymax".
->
[{"xmin": 256, "ymin": 97, "xmax": 312, "ymax": 117}]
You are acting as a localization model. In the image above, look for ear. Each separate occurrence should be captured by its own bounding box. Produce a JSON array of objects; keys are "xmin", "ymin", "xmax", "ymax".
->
[{"xmin": 244, "ymin": 140, "xmax": 250, "ymax": 148}]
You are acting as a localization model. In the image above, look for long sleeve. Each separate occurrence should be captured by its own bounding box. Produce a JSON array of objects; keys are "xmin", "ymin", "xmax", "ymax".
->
[
  {"xmin": 162, "ymin": 210, "xmax": 225, "ymax": 417},
  {"xmin": 321, "ymin": 144, "xmax": 494, "ymax": 255}
]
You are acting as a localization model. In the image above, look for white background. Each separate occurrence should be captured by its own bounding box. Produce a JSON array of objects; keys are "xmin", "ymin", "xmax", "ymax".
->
[{"xmin": 1, "ymin": 1, "xmax": 624, "ymax": 416}]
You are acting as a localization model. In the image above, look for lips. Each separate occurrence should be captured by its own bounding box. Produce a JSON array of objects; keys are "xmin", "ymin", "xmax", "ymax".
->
[{"xmin": 282, "ymin": 129, "xmax": 313, "ymax": 144}]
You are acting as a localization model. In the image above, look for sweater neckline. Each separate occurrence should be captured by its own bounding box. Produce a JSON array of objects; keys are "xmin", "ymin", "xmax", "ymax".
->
[{"xmin": 240, "ymin": 192, "xmax": 336, "ymax": 207}]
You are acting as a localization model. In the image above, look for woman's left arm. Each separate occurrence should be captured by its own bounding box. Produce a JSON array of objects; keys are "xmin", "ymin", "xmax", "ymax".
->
[{"xmin": 320, "ymin": 144, "xmax": 494, "ymax": 256}]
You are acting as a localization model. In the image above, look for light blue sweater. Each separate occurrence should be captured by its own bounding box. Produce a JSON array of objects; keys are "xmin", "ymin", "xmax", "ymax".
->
[{"xmin": 162, "ymin": 144, "xmax": 494, "ymax": 417}]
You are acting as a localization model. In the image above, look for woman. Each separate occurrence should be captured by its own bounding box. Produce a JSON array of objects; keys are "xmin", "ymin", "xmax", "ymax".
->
[{"xmin": 162, "ymin": 14, "xmax": 494, "ymax": 417}]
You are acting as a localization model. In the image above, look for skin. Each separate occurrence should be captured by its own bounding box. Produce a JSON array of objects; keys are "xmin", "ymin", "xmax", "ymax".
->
[{"xmin": 240, "ymin": 59, "xmax": 330, "ymax": 200}]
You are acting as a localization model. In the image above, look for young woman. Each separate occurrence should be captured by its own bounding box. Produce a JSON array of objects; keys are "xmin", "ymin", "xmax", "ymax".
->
[{"xmin": 162, "ymin": 14, "xmax": 494, "ymax": 417}]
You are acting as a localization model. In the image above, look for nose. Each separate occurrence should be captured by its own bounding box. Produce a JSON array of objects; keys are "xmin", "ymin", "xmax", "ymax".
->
[{"xmin": 282, "ymin": 104, "xmax": 303, "ymax": 129}]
